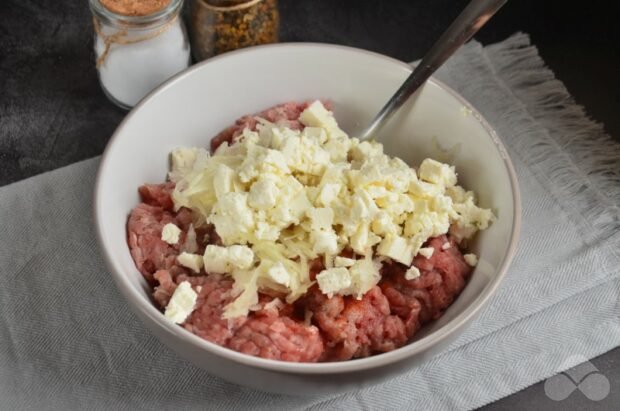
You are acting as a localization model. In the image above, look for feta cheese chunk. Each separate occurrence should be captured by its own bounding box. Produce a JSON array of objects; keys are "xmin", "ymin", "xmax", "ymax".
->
[
  {"xmin": 227, "ymin": 245, "xmax": 255, "ymax": 269},
  {"xmin": 312, "ymin": 230, "xmax": 338, "ymax": 255},
  {"xmin": 209, "ymin": 192, "xmax": 254, "ymax": 245},
  {"xmin": 267, "ymin": 262, "xmax": 291, "ymax": 287},
  {"xmin": 161, "ymin": 223, "xmax": 181, "ymax": 245},
  {"xmin": 418, "ymin": 247, "xmax": 434, "ymax": 259},
  {"xmin": 248, "ymin": 178, "xmax": 279, "ymax": 210},
  {"xmin": 347, "ymin": 259, "xmax": 381, "ymax": 298},
  {"xmin": 254, "ymin": 221, "xmax": 280, "ymax": 241},
  {"xmin": 377, "ymin": 235, "xmax": 415, "ymax": 266},
  {"xmin": 418, "ymin": 158, "xmax": 457, "ymax": 187},
  {"xmin": 213, "ymin": 164, "xmax": 235, "ymax": 200},
  {"xmin": 316, "ymin": 182, "xmax": 341, "ymax": 206},
  {"xmin": 170, "ymin": 147, "xmax": 202, "ymax": 175},
  {"xmin": 464, "ymin": 253, "xmax": 478, "ymax": 267},
  {"xmin": 405, "ymin": 266, "xmax": 421, "ymax": 280},
  {"xmin": 299, "ymin": 100, "xmax": 339, "ymax": 129},
  {"xmin": 316, "ymin": 267, "xmax": 351, "ymax": 296},
  {"xmin": 307, "ymin": 207, "xmax": 334, "ymax": 232},
  {"xmin": 203, "ymin": 245, "xmax": 254, "ymax": 273},
  {"xmin": 334, "ymin": 256, "xmax": 356, "ymax": 267},
  {"xmin": 203, "ymin": 245, "xmax": 230, "ymax": 273},
  {"xmin": 164, "ymin": 281, "xmax": 198, "ymax": 324},
  {"xmin": 177, "ymin": 252, "xmax": 204, "ymax": 273},
  {"xmin": 350, "ymin": 223, "xmax": 381, "ymax": 255}
]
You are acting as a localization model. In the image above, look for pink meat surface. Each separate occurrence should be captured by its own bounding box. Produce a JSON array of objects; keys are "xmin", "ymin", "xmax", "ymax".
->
[
  {"xmin": 227, "ymin": 306, "xmax": 324, "ymax": 362},
  {"xmin": 303, "ymin": 286, "xmax": 408, "ymax": 361},
  {"xmin": 138, "ymin": 182, "xmax": 175, "ymax": 211},
  {"xmin": 180, "ymin": 274, "xmax": 248, "ymax": 345},
  {"xmin": 380, "ymin": 235, "xmax": 473, "ymax": 330},
  {"xmin": 127, "ymin": 103, "xmax": 476, "ymax": 363},
  {"xmin": 152, "ymin": 271, "xmax": 324, "ymax": 361},
  {"xmin": 126, "ymin": 184, "xmax": 194, "ymax": 283},
  {"xmin": 127, "ymin": 203, "xmax": 179, "ymax": 283}
]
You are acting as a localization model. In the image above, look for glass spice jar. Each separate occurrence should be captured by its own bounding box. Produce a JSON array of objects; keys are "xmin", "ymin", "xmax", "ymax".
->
[
  {"xmin": 189, "ymin": 0, "xmax": 279, "ymax": 61},
  {"xmin": 89, "ymin": 0, "xmax": 191, "ymax": 109}
]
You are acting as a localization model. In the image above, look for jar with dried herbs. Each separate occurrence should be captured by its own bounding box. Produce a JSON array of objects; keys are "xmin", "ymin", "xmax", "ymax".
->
[{"xmin": 189, "ymin": 0, "xmax": 279, "ymax": 61}]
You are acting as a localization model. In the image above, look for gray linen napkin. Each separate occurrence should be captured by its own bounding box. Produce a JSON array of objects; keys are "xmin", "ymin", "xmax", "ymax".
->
[{"xmin": 1, "ymin": 33, "xmax": 618, "ymax": 410}]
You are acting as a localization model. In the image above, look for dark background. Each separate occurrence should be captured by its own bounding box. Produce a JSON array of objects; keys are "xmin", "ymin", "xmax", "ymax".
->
[{"xmin": 0, "ymin": 0, "xmax": 618, "ymax": 409}]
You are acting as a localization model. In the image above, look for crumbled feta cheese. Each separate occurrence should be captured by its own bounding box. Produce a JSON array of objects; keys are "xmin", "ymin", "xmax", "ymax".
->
[
  {"xmin": 334, "ymin": 256, "xmax": 356, "ymax": 267},
  {"xmin": 405, "ymin": 266, "xmax": 421, "ymax": 280},
  {"xmin": 418, "ymin": 247, "xmax": 434, "ymax": 259},
  {"xmin": 316, "ymin": 267, "xmax": 351, "ymax": 296},
  {"xmin": 213, "ymin": 164, "xmax": 235, "ymax": 200},
  {"xmin": 227, "ymin": 245, "xmax": 255, "ymax": 269},
  {"xmin": 312, "ymin": 230, "xmax": 338, "ymax": 255},
  {"xmin": 302, "ymin": 126, "xmax": 328, "ymax": 143},
  {"xmin": 350, "ymin": 223, "xmax": 381, "ymax": 255},
  {"xmin": 254, "ymin": 221, "xmax": 280, "ymax": 241},
  {"xmin": 307, "ymin": 207, "xmax": 334, "ymax": 232},
  {"xmin": 177, "ymin": 252, "xmax": 204, "ymax": 273},
  {"xmin": 372, "ymin": 211, "xmax": 400, "ymax": 236},
  {"xmin": 209, "ymin": 192, "xmax": 254, "ymax": 245},
  {"xmin": 377, "ymin": 235, "xmax": 415, "ymax": 266},
  {"xmin": 418, "ymin": 158, "xmax": 457, "ymax": 187},
  {"xmin": 351, "ymin": 190, "xmax": 379, "ymax": 222},
  {"xmin": 299, "ymin": 100, "xmax": 339, "ymax": 129},
  {"xmin": 170, "ymin": 147, "xmax": 202, "ymax": 175},
  {"xmin": 161, "ymin": 223, "xmax": 181, "ymax": 245},
  {"xmin": 164, "ymin": 281, "xmax": 197, "ymax": 324},
  {"xmin": 442, "ymin": 242, "xmax": 451, "ymax": 250},
  {"xmin": 223, "ymin": 269, "xmax": 259, "ymax": 319},
  {"xmin": 409, "ymin": 180, "xmax": 444, "ymax": 198},
  {"xmin": 167, "ymin": 101, "xmax": 494, "ymax": 312},
  {"xmin": 316, "ymin": 182, "xmax": 341, "ymax": 206},
  {"xmin": 248, "ymin": 178, "xmax": 279, "ymax": 210},
  {"xmin": 203, "ymin": 245, "xmax": 230, "ymax": 273},
  {"xmin": 452, "ymin": 196, "xmax": 495, "ymax": 240},
  {"xmin": 347, "ymin": 258, "xmax": 381, "ymax": 298},
  {"xmin": 323, "ymin": 136, "xmax": 352, "ymax": 162},
  {"xmin": 267, "ymin": 262, "xmax": 291, "ymax": 287},
  {"xmin": 203, "ymin": 244, "xmax": 254, "ymax": 273},
  {"xmin": 464, "ymin": 253, "xmax": 478, "ymax": 266},
  {"xmin": 350, "ymin": 140, "xmax": 384, "ymax": 161}
]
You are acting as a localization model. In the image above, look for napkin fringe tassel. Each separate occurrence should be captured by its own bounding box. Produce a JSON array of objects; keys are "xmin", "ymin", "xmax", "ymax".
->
[{"xmin": 485, "ymin": 33, "xmax": 619, "ymax": 252}]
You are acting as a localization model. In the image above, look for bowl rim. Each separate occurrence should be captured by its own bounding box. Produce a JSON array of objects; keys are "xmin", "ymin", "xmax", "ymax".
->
[{"xmin": 94, "ymin": 42, "xmax": 522, "ymax": 375}]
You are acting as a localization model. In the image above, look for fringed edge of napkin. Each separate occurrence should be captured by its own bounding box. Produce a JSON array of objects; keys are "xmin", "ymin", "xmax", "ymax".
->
[{"xmin": 484, "ymin": 33, "xmax": 619, "ymax": 258}]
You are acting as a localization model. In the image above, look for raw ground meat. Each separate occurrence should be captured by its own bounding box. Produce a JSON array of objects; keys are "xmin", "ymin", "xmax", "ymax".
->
[
  {"xmin": 138, "ymin": 182, "xmax": 175, "ymax": 211},
  {"xmin": 126, "ymin": 189, "xmax": 194, "ymax": 283},
  {"xmin": 380, "ymin": 235, "xmax": 473, "ymax": 330},
  {"xmin": 126, "ymin": 102, "xmax": 474, "ymax": 362},
  {"xmin": 228, "ymin": 306, "xmax": 324, "ymax": 362},
  {"xmin": 303, "ymin": 286, "xmax": 408, "ymax": 361},
  {"xmin": 151, "ymin": 268, "xmax": 324, "ymax": 360},
  {"xmin": 127, "ymin": 203, "xmax": 180, "ymax": 283}
]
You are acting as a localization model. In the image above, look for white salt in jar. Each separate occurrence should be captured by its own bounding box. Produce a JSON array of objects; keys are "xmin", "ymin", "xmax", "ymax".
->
[{"xmin": 90, "ymin": 0, "xmax": 190, "ymax": 109}]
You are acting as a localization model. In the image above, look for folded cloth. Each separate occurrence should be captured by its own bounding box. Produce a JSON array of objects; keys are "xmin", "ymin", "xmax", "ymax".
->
[{"xmin": 0, "ymin": 33, "xmax": 618, "ymax": 410}]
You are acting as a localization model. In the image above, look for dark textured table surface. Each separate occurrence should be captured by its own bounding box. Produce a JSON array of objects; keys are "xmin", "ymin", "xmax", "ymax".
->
[{"xmin": 1, "ymin": 0, "xmax": 618, "ymax": 409}]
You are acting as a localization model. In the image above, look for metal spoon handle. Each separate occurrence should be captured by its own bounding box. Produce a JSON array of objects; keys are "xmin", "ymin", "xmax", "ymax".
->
[{"xmin": 359, "ymin": 0, "xmax": 508, "ymax": 141}]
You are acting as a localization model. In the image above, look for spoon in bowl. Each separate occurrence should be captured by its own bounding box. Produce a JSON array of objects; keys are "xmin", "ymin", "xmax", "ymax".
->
[{"xmin": 359, "ymin": 0, "xmax": 508, "ymax": 141}]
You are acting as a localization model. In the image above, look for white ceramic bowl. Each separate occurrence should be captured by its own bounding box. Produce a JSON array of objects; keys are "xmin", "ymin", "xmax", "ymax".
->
[{"xmin": 94, "ymin": 44, "xmax": 520, "ymax": 395}]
